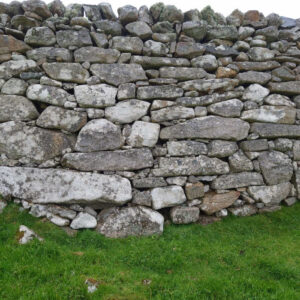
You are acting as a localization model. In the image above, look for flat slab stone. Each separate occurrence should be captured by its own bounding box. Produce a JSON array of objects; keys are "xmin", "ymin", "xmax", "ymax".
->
[
  {"xmin": 0, "ymin": 59, "xmax": 36, "ymax": 79},
  {"xmin": 0, "ymin": 166, "xmax": 132, "ymax": 206},
  {"xmin": 62, "ymin": 148, "xmax": 154, "ymax": 171},
  {"xmin": 248, "ymin": 182, "xmax": 291, "ymax": 206},
  {"xmin": 131, "ymin": 56, "xmax": 190, "ymax": 68},
  {"xmin": 74, "ymin": 47, "xmax": 120, "ymax": 63},
  {"xmin": 26, "ymin": 47, "xmax": 72, "ymax": 62},
  {"xmin": 159, "ymin": 67, "xmax": 207, "ymax": 80},
  {"xmin": 151, "ymin": 106, "xmax": 194, "ymax": 122},
  {"xmin": 43, "ymin": 63, "xmax": 89, "ymax": 84},
  {"xmin": 0, "ymin": 95, "xmax": 39, "ymax": 122},
  {"xmin": 211, "ymin": 172, "xmax": 264, "ymax": 189},
  {"xmin": 160, "ymin": 116, "xmax": 250, "ymax": 141},
  {"xmin": 237, "ymin": 71, "xmax": 272, "ymax": 85},
  {"xmin": 97, "ymin": 206, "xmax": 164, "ymax": 238},
  {"xmin": 233, "ymin": 61, "xmax": 280, "ymax": 71},
  {"xmin": 0, "ymin": 121, "xmax": 74, "ymax": 163},
  {"xmin": 268, "ymin": 81, "xmax": 300, "ymax": 95},
  {"xmin": 90, "ymin": 63, "xmax": 147, "ymax": 86},
  {"xmin": 27, "ymin": 84, "xmax": 71, "ymax": 107},
  {"xmin": 137, "ymin": 85, "xmax": 183, "ymax": 100},
  {"xmin": 56, "ymin": 30, "xmax": 92, "ymax": 48},
  {"xmin": 251, "ymin": 123, "xmax": 300, "ymax": 138},
  {"xmin": 167, "ymin": 141, "xmax": 208, "ymax": 156},
  {"xmin": 170, "ymin": 206, "xmax": 200, "ymax": 224}
]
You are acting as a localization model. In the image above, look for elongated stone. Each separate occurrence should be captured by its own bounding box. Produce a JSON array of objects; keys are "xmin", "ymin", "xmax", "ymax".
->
[
  {"xmin": 131, "ymin": 55, "xmax": 190, "ymax": 68},
  {"xmin": 159, "ymin": 67, "xmax": 207, "ymax": 80},
  {"xmin": 151, "ymin": 106, "xmax": 194, "ymax": 122},
  {"xmin": 137, "ymin": 85, "xmax": 183, "ymax": 100},
  {"xmin": 111, "ymin": 36, "xmax": 143, "ymax": 54},
  {"xmin": 56, "ymin": 30, "xmax": 92, "ymax": 48},
  {"xmin": 0, "ymin": 59, "xmax": 36, "ymax": 79},
  {"xmin": 74, "ymin": 47, "xmax": 120, "ymax": 63},
  {"xmin": 0, "ymin": 35, "xmax": 31, "ymax": 53},
  {"xmin": 268, "ymin": 81, "xmax": 300, "ymax": 95},
  {"xmin": 0, "ymin": 166, "xmax": 132, "ymax": 206},
  {"xmin": 237, "ymin": 71, "xmax": 272, "ymax": 85},
  {"xmin": 167, "ymin": 141, "xmax": 208, "ymax": 156},
  {"xmin": 26, "ymin": 47, "xmax": 72, "ymax": 62},
  {"xmin": 160, "ymin": 116, "xmax": 250, "ymax": 141},
  {"xmin": 251, "ymin": 123, "xmax": 300, "ymax": 138},
  {"xmin": 233, "ymin": 61, "xmax": 280, "ymax": 71}
]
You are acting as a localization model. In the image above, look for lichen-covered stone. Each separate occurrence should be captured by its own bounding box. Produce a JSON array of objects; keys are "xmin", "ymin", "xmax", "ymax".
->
[
  {"xmin": 151, "ymin": 106, "xmax": 194, "ymax": 122},
  {"xmin": 170, "ymin": 206, "xmax": 199, "ymax": 224},
  {"xmin": 26, "ymin": 47, "xmax": 72, "ymax": 62},
  {"xmin": 24, "ymin": 27, "xmax": 56, "ymax": 46},
  {"xmin": 74, "ymin": 47, "xmax": 120, "ymax": 63},
  {"xmin": 207, "ymin": 99, "xmax": 243, "ymax": 117},
  {"xmin": 167, "ymin": 141, "xmax": 207, "ymax": 156},
  {"xmin": 1, "ymin": 78, "xmax": 28, "ymax": 95},
  {"xmin": 159, "ymin": 67, "xmax": 207, "ymax": 80},
  {"xmin": 0, "ymin": 34, "xmax": 31, "ymax": 53},
  {"xmin": 125, "ymin": 21, "xmax": 152, "ymax": 39},
  {"xmin": 131, "ymin": 55, "xmax": 190, "ymax": 68},
  {"xmin": 207, "ymin": 140, "xmax": 238, "ymax": 158},
  {"xmin": 111, "ymin": 36, "xmax": 143, "ymax": 54},
  {"xmin": 0, "ymin": 59, "xmax": 36, "ymax": 80},
  {"xmin": 137, "ymin": 85, "xmax": 183, "ymax": 100},
  {"xmin": 70, "ymin": 212, "xmax": 97, "ymax": 229},
  {"xmin": 56, "ymin": 30, "xmax": 92, "ymax": 48},
  {"xmin": 268, "ymin": 81, "xmax": 300, "ymax": 95}
]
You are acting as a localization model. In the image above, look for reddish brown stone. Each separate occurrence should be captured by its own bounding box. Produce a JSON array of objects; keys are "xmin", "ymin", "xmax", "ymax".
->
[
  {"xmin": 216, "ymin": 67, "xmax": 237, "ymax": 78},
  {"xmin": 244, "ymin": 10, "xmax": 260, "ymax": 22},
  {"xmin": 0, "ymin": 35, "xmax": 31, "ymax": 53}
]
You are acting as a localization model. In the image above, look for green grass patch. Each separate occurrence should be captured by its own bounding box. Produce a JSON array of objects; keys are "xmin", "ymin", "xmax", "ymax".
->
[{"xmin": 0, "ymin": 203, "xmax": 299, "ymax": 300}]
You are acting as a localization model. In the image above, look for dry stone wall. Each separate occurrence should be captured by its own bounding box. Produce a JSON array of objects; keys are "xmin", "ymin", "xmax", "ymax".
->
[{"xmin": 0, "ymin": 0, "xmax": 300, "ymax": 237}]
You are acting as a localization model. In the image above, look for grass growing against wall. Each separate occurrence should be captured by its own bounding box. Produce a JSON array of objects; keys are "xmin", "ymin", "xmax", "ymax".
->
[{"xmin": 0, "ymin": 203, "xmax": 299, "ymax": 300}]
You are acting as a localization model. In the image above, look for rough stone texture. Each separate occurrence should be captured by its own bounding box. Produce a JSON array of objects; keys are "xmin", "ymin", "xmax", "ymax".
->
[
  {"xmin": 74, "ymin": 47, "xmax": 120, "ymax": 64},
  {"xmin": 0, "ymin": 60, "xmax": 36, "ymax": 80},
  {"xmin": 0, "ymin": 35, "xmax": 31, "ymax": 53},
  {"xmin": 25, "ymin": 27, "xmax": 56, "ymax": 46},
  {"xmin": 56, "ymin": 30, "xmax": 92, "ymax": 48},
  {"xmin": 170, "ymin": 206, "xmax": 199, "ymax": 224},
  {"xmin": 159, "ymin": 67, "xmax": 207, "ymax": 80},
  {"xmin": 229, "ymin": 205, "xmax": 257, "ymax": 216},
  {"xmin": 268, "ymin": 82, "xmax": 300, "ymax": 95},
  {"xmin": 97, "ymin": 206, "xmax": 164, "ymax": 238},
  {"xmin": 0, "ymin": 167, "xmax": 132, "ymax": 206},
  {"xmin": 251, "ymin": 123, "xmax": 300, "ymax": 138},
  {"xmin": 167, "ymin": 141, "xmax": 208, "ymax": 156},
  {"xmin": 137, "ymin": 85, "xmax": 183, "ymax": 100},
  {"xmin": 26, "ymin": 47, "xmax": 72, "ymax": 62},
  {"xmin": 70, "ymin": 212, "xmax": 97, "ymax": 229},
  {"xmin": 207, "ymin": 99, "xmax": 243, "ymax": 117},
  {"xmin": 207, "ymin": 140, "xmax": 238, "ymax": 158}
]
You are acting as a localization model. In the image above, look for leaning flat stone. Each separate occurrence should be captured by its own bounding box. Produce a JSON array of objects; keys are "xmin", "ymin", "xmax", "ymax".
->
[
  {"xmin": 131, "ymin": 56, "xmax": 190, "ymax": 68},
  {"xmin": 0, "ymin": 95, "xmax": 39, "ymax": 122},
  {"xmin": 24, "ymin": 27, "xmax": 56, "ymax": 46},
  {"xmin": 62, "ymin": 148, "xmax": 154, "ymax": 171},
  {"xmin": 90, "ymin": 63, "xmax": 146, "ymax": 86},
  {"xmin": 75, "ymin": 119, "xmax": 123, "ymax": 152},
  {"xmin": 258, "ymin": 151, "xmax": 293, "ymax": 185},
  {"xmin": 248, "ymin": 182, "xmax": 291, "ymax": 206},
  {"xmin": 74, "ymin": 84, "xmax": 117, "ymax": 108},
  {"xmin": 268, "ymin": 81, "xmax": 300, "ymax": 95},
  {"xmin": 160, "ymin": 116, "xmax": 250, "ymax": 141},
  {"xmin": 105, "ymin": 100, "xmax": 150, "ymax": 124},
  {"xmin": 178, "ymin": 79, "xmax": 239, "ymax": 93},
  {"xmin": 237, "ymin": 71, "xmax": 272, "ymax": 85},
  {"xmin": 70, "ymin": 212, "xmax": 97, "ymax": 229},
  {"xmin": 233, "ymin": 61, "xmax": 280, "ymax": 71},
  {"xmin": 27, "ymin": 84, "xmax": 70, "ymax": 107},
  {"xmin": 111, "ymin": 36, "xmax": 143, "ymax": 54},
  {"xmin": 207, "ymin": 99, "xmax": 243, "ymax": 117},
  {"xmin": 56, "ymin": 30, "xmax": 92, "ymax": 48},
  {"xmin": 170, "ymin": 206, "xmax": 200, "ymax": 224},
  {"xmin": 241, "ymin": 106, "xmax": 296, "ymax": 124},
  {"xmin": 154, "ymin": 155, "xmax": 229, "ymax": 177},
  {"xmin": 159, "ymin": 67, "xmax": 207, "ymax": 80},
  {"xmin": 151, "ymin": 186, "xmax": 186, "ymax": 210},
  {"xmin": 200, "ymin": 191, "xmax": 240, "ymax": 215},
  {"xmin": 97, "ymin": 206, "xmax": 164, "ymax": 238},
  {"xmin": 36, "ymin": 106, "xmax": 87, "ymax": 133},
  {"xmin": 74, "ymin": 47, "xmax": 120, "ymax": 63},
  {"xmin": 0, "ymin": 59, "xmax": 36, "ymax": 79},
  {"xmin": 0, "ymin": 35, "xmax": 31, "ymax": 53},
  {"xmin": 137, "ymin": 85, "xmax": 183, "ymax": 100},
  {"xmin": 151, "ymin": 106, "xmax": 194, "ymax": 122},
  {"xmin": 43, "ymin": 63, "xmax": 89, "ymax": 84},
  {"xmin": 251, "ymin": 123, "xmax": 300, "ymax": 138},
  {"xmin": 26, "ymin": 47, "xmax": 72, "ymax": 62},
  {"xmin": 211, "ymin": 172, "xmax": 264, "ymax": 189},
  {"xmin": 0, "ymin": 121, "xmax": 74, "ymax": 163},
  {"xmin": 167, "ymin": 141, "xmax": 208, "ymax": 156},
  {"xmin": 0, "ymin": 166, "xmax": 132, "ymax": 206}
]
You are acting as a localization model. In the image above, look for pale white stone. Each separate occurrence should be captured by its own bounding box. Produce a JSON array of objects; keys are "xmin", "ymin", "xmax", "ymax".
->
[{"xmin": 70, "ymin": 212, "xmax": 97, "ymax": 229}]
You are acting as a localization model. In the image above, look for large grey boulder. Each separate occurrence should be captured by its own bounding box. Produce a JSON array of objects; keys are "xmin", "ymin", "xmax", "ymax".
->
[
  {"xmin": 74, "ymin": 84, "xmax": 117, "ymax": 108},
  {"xmin": 143, "ymin": 40, "xmax": 168, "ymax": 56},
  {"xmin": 251, "ymin": 123, "xmax": 300, "ymax": 138},
  {"xmin": 43, "ymin": 63, "xmax": 89, "ymax": 83},
  {"xmin": 111, "ymin": 36, "xmax": 143, "ymax": 54},
  {"xmin": 118, "ymin": 5, "xmax": 138, "ymax": 25},
  {"xmin": 207, "ymin": 25, "xmax": 238, "ymax": 41},
  {"xmin": 208, "ymin": 140, "xmax": 238, "ymax": 158},
  {"xmin": 0, "ymin": 166, "xmax": 132, "ymax": 206},
  {"xmin": 0, "ymin": 95, "xmax": 39, "ymax": 122},
  {"xmin": 0, "ymin": 60, "xmax": 36, "ymax": 80},
  {"xmin": 160, "ymin": 116, "xmax": 250, "ymax": 141},
  {"xmin": 56, "ymin": 30, "xmax": 92, "ymax": 48},
  {"xmin": 258, "ymin": 151, "xmax": 293, "ymax": 185},
  {"xmin": 0, "ymin": 121, "xmax": 74, "ymax": 163},
  {"xmin": 264, "ymin": 94, "xmax": 295, "ymax": 107},
  {"xmin": 182, "ymin": 21, "xmax": 207, "ymax": 41},
  {"xmin": 90, "ymin": 63, "xmax": 147, "ymax": 86},
  {"xmin": 229, "ymin": 150, "xmax": 254, "ymax": 172},
  {"xmin": 74, "ymin": 47, "xmax": 120, "ymax": 63},
  {"xmin": 22, "ymin": 0, "xmax": 52, "ymax": 19},
  {"xmin": 97, "ymin": 206, "xmax": 164, "ymax": 238},
  {"xmin": 62, "ymin": 148, "xmax": 154, "ymax": 171},
  {"xmin": 268, "ymin": 81, "xmax": 300, "ymax": 95},
  {"xmin": 24, "ymin": 27, "xmax": 56, "ymax": 46},
  {"xmin": 36, "ymin": 106, "xmax": 87, "ymax": 133},
  {"xmin": 27, "ymin": 84, "xmax": 71, "ymax": 107},
  {"xmin": 137, "ymin": 85, "xmax": 183, "ymax": 100},
  {"xmin": 191, "ymin": 55, "xmax": 218, "ymax": 71},
  {"xmin": 242, "ymin": 84, "xmax": 270, "ymax": 102},
  {"xmin": 175, "ymin": 42, "xmax": 205, "ymax": 59},
  {"xmin": 151, "ymin": 186, "xmax": 186, "ymax": 210},
  {"xmin": 75, "ymin": 119, "xmax": 124, "ymax": 152},
  {"xmin": 94, "ymin": 20, "xmax": 122, "ymax": 36},
  {"xmin": 248, "ymin": 182, "xmax": 291, "ymax": 206}
]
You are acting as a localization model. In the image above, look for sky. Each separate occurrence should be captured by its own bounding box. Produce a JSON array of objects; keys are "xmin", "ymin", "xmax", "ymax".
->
[{"xmin": 2, "ymin": 0, "xmax": 300, "ymax": 19}]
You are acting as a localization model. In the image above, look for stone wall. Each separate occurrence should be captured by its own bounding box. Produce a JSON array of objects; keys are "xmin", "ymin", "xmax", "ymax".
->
[{"xmin": 0, "ymin": 0, "xmax": 300, "ymax": 237}]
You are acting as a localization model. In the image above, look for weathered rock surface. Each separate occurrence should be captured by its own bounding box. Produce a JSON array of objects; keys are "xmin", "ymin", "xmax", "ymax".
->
[
  {"xmin": 159, "ymin": 67, "xmax": 207, "ymax": 80},
  {"xmin": 251, "ymin": 123, "xmax": 300, "ymax": 138},
  {"xmin": 207, "ymin": 99, "xmax": 243, "ymax": 117},
  {"xmin": 229, "ymin": 205, "xmax": 257, "ymax": 216},
  {"xmin": 74, "ymin": 47, "xmax": 120, "ymax": 63},
  {"xmin": 25, "ymin": 27, "xmax": 56, "ymax": 46},
  {"xmin": 125, "ymin": 21, "xmax": 152, "ymax": 39},
  {"xmin": 1, "ymin": 78, "xmax": 28, "ymax": 95},
  {"xmin": 56, "ymin": 30, "xmax": 92, "ymax": 48},
  {"xmin": 26, "ymin": 47, "xmax": 72, "ymax": 62},
  {"xmin": 111, "ymin": 36, "xmax": 143, "ymax": 54},
  {"xmin": 170, "ymin": 206, "xmax": 199, "ymax": 224},
  {"xmin": 0, "ymin": 59, "xmax": 36, "ymax": 79},
  {"xmin": 208, "ymin": 140, "xmax": 238, "ymax": 158},
  {"xmin": 131, "ymin": 56, "xmax": 190, "ymax": 68},
  {"xmin": 242, "ymin": 84, "xmax": 270, "ymax": 102},
  {"xmin": 18, "ymin": 225, "xmax": 43, "ymax": 245},
  {"xmin": 151, "ymin": 106, "xmax": 194, "ymax": 122},
  {"xmin": 167, "ymin": 141, "xmax": 208, "ymax": 156},
  {"xmin": 97, "ymin": 206, "xmax": 164, "ymax": 238},
  {"xmin": 0, "ymin": 167, "xmax": 132, "ymax": 206},
  {"xmin": 237, "ymin": 71, "xmax": 272, "ymax": 85},
  {"xmin": 268, "ymin": 81, "xmax": 300, "ymax": 95},
  {"xmin": 70, "ymin": 212, "xmax": 97, "ymax": 229},
  {"xmin": 137, "ymin": 85, "xmax": 183, "ymax": 100},
  {"xmin": 0, "ymin": 35, "xmax": 31, "ymax": 53}
]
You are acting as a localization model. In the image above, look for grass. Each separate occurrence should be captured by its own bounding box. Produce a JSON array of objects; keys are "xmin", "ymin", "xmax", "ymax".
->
[{"xmin": 0, "ymin": 202, "xmax": 299, "ymax": 300}]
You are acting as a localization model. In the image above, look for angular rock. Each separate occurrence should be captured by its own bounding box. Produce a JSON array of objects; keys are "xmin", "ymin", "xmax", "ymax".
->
[
  {"xmin": 105, "ymin": 100, "xmax": 150, "ymax": 124},
  {"xmin": 229, "ymin": 205, "xmax": 257, "ymax": 216},
  {"xmin": 26, "ymin": 47, "xmax": 72, "ymax": 62},
  {"xmin": 200, "ymin": 191, "xmax": 240, "ymax": 215},
  {"xmin": 241, "ymin": 106, "xmax": 296, "ymax": 124},
  {"xmin": 248, "ymin": 182, "xmax": 291, "ymax": 206},
  {"xmin": 170, "ymin": 206, "xmax": 199, "ymax": 224},
  {"xmin": 82, "ymin": 4, "xmax": 101, "ymax": 21},
  {"xmin": 47, "ymin": 205, "xmax": 76, "ymax": 220},
  {"xmin": 229, "ymin": 150, "xmax": 253, "ymax": 172},
  {"xmin": 74, "ymin": 84, "xmax": 117, "ymax": 108},
  {"xmin": 207, "ymin": 99, "xmax": 243, "ymax": 117},
  {"xmin": 167, "ymin": 141, "xmax": 207, "ymax": 156},
  {"xmin": 272, "ymin": 67, "xmax": 295, "ymax": 81},
  {"xmin": 0, "ymin": 35, "xmax": 31, "ymax": 53},
  {"xmin": 27, "ymin": 84, "xmax": 70, "ymax": 107},
  {"xmin": 70, "ymin": 212, "xmax": 97, "ymax": 229},
  {"xmin": 47, "ymin": 214, "xmax": 70, "ymax": 227},
  {"xmin": 240, "ymin": 139, "xmax": 269, "ymax": 152},
  {"xmin": 151, "ymin": 106, "xmax": 194, "ymax": 122},
  {"xmin": 90, "ymin": 63, "xmax": 146, "ymax": 86},
  {"xmin": 237, "ymin": 71, "xmax": 272, "ymax": 85},
  {"xmin": 62, "ymin": 148, "xmax": 153, "ymax": 171},
  {"xmin": 264, "ymin": 94, "xmax": 295, "ymax": 107},
  {"xmin": 160, "ymin": 116, "xmax": 250, "ymax": 141},
  {"xmin": 18, "ymin": 225, "xmax": 43, "ymax": 245},
  {"xmin": 178, "ymin": 79, "xmax": 239, "ymax": 93},
  {"xmin": 43, "ymin": 63, "xmax": 89, "ymax": 84},
  {"xmin": 206, "ymin": 45, "xmax": 239, "ymax": 57},
  {"xmin": 0, "ymin": 166, "xmax": 132, "ymax": 206},
  {"xmin": 151, "ymin": 186, "xmax": 186, "ymax": 210},
  {"xmin": 154, "ymin": 155, "xmax": 229, "ymax": 177},
  {"xmin": 74, "ymin": 47, "xmax": 120, "ymax": 64},
  {"xmin": 268, "ymin": 81, "xmax": 300, "ymax": 95},
  {"xmin": 0, "ymin": 59, "xmax": 36, "ymax": 80},
  {"xmin": 251, "ymin": 123, "xmax": 300, "ymax": 138},
  {"xmin": 208, "ymin": 140, "xmax": 238, "ymax": 158},
  {"xmin": 118, "ymin": 5, "xmax": 138, "ymax": 25},
  {"xmin": 159, "ymin": 67, "xmax": 207, "ymax": 80},
  {"xmin": 11, "ymin": 15, "xmax": 39, "ymax": 31},
  {"xmin": 75, "ymin": 119, "xmax": 123, "ymax": 152},
  {"xmin": 248, "ymin": 47, "xmax": 275, "ymax": 61},
  {"xmin": 175, "ymin": 42, "xmax": 205, "ymax": 59},
  {"xmin": 207, "ymin": 25, "xmax": 238, "ymax": 41},
  {"xmin": 125, "ymin": 21, "xmax": 152, "ymax": 39},
  {"xmin": 97, "ymin": 206, "xmax": 164, "ymax": 238},
  {"xmin": 1, "ymin": 78, "xmax": 28, "ymax": 95},
  {"xmin": 0, "ymin": 121, "xmax": 74, "ymax": 163},
  {"xmin": 182, "ymin": 21, "xmax": 207, "ymax": 41},
  {"xmin": 56, "ymin": 30, "xmax": 92, "ymax": 48},
  {"xmin": 191, "ymin": 54, "xmax": 218, "ymax": 71},
  {"xmin": 36, "ymin": 106, "xmax": 87, "ymax": 133},
  {"xmin": 22, "ymin": 0, "xmax": 52, "ymax": 19},
  {"xmin": 111, "ymin": 36, "xmax": 143, "ymax": 54},
  {"xmin": 242, "ymin": 84, "xmax": 270, "ymax": 102},
  {"xmin": 143, "ymin": 40, "xmax": 168, "ymax": 56},
  {"xmin": 211, "ymin": 172, "xmax": 264, "ymax": 189},
  {"xmin": 0, "ymin": 95, "xmax": 39, "ymax": 122},
  {"xmin": 258, "ymin": 151, "xmax": 293, "ymax": 185},
  {"xmin": 127, "ymin": 121, "xmax": 160, "ymax": 147},
  {"xmin": 185, "ymin": 182, "xmax": 204, "ymax": 200},
  {"xmin": 94, "ymin": 20, "xmax": 122, "ymax": 36},
  {"xmin": 24, "ymin": 27, "xmax": 56, "ymax": 46}
]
